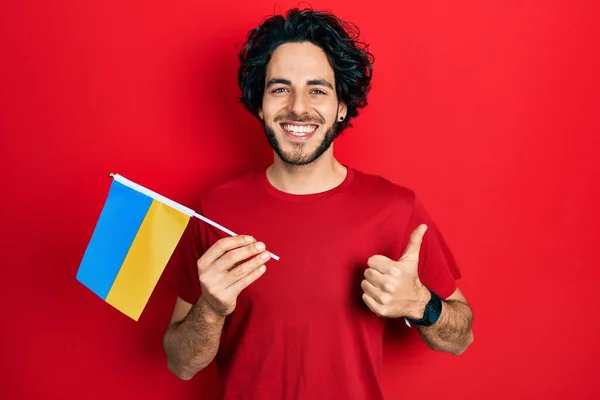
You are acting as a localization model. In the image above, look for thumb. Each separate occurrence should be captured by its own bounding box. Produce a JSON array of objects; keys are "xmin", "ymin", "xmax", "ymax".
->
[{"xmin": 399, "ymin": 224, "xmax": 427, "ymax": 264}]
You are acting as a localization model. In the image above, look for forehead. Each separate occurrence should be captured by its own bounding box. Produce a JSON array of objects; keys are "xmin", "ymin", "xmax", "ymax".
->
[{"xmin": 266, "ymin": 42, "xmax": 334, "ymax": 83}]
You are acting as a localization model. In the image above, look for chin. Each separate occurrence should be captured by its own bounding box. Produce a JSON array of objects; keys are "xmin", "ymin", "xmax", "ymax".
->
[{"xmin": 264, "ymin": 120, "xmax": 338, "ymax": 166}]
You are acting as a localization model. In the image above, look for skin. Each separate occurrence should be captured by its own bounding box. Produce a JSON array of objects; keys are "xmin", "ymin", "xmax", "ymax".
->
[
  {"xmin": 162, "ymin": 41, "xmax": 473, "ymax": 381},
  {"xmin": 362, "ymin": 224, "xmax": 474, "ymax": 355},
  {"xmin": 163, "ymin": 235, "xmax": 271, "ymax": 380},
  {"xmin": 258, "ymin": 42, "xmax": 348, "ymax": 195}
]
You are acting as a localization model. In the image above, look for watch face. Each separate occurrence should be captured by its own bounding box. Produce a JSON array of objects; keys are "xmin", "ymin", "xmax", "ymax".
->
[
  {"xmin": 410, "ymin": 291, "xmax": 442, "ymax": 326},
  {"xmin": 429, "ymin": 301, "xmax": 441, "ymax": 323},
  {"xmin": 429, "ymin": 307, "xmax": 439, "ymax": 321}
]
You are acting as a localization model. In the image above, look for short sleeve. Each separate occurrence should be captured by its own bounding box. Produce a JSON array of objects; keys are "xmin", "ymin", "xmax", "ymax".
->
[
  {"xmin": 167, "ymin": 205, "xmax": 211, "ymax": 305},
  {"xmin": 404, "ymin": 196, "xmax": 462, "ymax": 299}
]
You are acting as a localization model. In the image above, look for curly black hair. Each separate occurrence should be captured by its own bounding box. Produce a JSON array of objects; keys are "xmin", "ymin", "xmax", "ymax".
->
[{"xmin": 238, "ymin": 7, "xmax": 374, "ymax": 134}]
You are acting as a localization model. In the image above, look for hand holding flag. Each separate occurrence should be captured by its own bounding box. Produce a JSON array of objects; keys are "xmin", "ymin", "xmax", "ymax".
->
[
  {"xmin": 197, "ymin": 235, "xmax": 271, "ymax": 316},
  {"xmin": 76, "ymin": 173, "xmax": 278, "ymax": 321}
]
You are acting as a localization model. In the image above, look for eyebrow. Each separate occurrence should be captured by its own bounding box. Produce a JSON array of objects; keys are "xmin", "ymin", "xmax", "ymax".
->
[
  {"xmin": 265, "ymin": 78, "xmax": 334, "ymax": 90},
  {"xmin": 307, "ymin": 79, "xmax": 334, "ymax": 90}
]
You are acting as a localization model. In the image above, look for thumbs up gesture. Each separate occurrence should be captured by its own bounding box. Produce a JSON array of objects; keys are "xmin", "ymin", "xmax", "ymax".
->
[{"xmin": 361, "ymin": 224, "xmax": 430, "ymax": 319}]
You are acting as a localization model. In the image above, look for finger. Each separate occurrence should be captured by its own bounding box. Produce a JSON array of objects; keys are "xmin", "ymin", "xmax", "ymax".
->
[
  {"xmin": 364, "ymin": 268, "xmax": 396, "ymax": 293},
  {"xmin": 198, "ymin": 235, "xmax": 256, "ymax": 270},
  {"xmin": 226, "ymin": 261, "xmax": 241, "ymax": 272},
  {"xmin": 228, "ymin": 263, "xmax": 267, "ymax": 295},
  {"xmin": 225, "ymin": 251, "xmax": 271, "ymax": 288},
  {"xmin": 213, "ymin": 241, "xmax": 267, "ymax": 273},
  {"xmin": 400, "ymin": 224, "xmax": 427, "ymax": 262},
  {"xmin": 367, "ymin": 254, "xmax": 396, "ymax": 274},
  {"xmin": 362, "ymin": 293, "xmax": 383, "ymax": 316},
  {"xmin": 361, "ymin": 279, "xmax": 389, "ymax": 305}
]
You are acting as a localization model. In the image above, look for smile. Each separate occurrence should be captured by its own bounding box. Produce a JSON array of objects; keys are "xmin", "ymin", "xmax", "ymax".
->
[{"xmin": 280, "ymin": 123, "xmax": 318, "ymax": 137}]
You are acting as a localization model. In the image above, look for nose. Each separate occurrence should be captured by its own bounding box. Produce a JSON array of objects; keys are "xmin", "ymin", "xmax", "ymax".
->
[{"xmin": 289, "ymin": 91, "xmax": 308, "ymax": 116}]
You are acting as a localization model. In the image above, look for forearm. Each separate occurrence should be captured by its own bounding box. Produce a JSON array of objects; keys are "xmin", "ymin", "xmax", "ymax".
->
[
  {"xmin": 416, "ymin": 298, "xmax": 473, "ymax": 355},
  {"xmin": 163, "ymin": 298, "xmax": 225, "ymax": 380}
]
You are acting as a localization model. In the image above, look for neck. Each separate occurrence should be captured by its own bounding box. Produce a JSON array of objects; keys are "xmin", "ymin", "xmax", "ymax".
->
[{"xmin": 266, "ymin": 149, "xmax": 347, "ymax": 195}]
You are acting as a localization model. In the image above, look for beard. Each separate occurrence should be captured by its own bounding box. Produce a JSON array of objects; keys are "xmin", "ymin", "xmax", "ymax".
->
[{"xmin": 263, "ymin": 116, "xmax": 340, "ymax": 166}]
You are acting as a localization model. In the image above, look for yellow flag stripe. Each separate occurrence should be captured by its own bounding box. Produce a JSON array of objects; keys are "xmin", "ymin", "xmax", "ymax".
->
[{"xmin": 106, "ymin": 200, "xmax": 190, "ymax": 320}]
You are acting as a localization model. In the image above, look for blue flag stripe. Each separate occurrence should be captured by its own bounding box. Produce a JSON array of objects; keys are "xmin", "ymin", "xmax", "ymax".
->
[{"xmin": 77, "ymin": 180, "xmax": 152, "ymax": 299}]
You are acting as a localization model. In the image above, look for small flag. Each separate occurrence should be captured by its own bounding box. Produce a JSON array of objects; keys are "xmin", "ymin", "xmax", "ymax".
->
[
  {"xmin": 76, "ymin": 174, "xmax": 193, "ymax": 321},
  {"xmin": 76, "ymin": 173, "xmax": 280, "ymax": 321}
]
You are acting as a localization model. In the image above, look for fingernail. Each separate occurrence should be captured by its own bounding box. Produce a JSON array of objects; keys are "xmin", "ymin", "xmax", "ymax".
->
[
  {"xmin": 260, "ymin": 252, "xmax": 270, "ymax": 260},
  {"xmin": 255, "ymin": 242, "xmax": 266, "ymax": 250},
  {"xmin": 245, "ymin": 236, "xmax": 254, "ymax": 242}
]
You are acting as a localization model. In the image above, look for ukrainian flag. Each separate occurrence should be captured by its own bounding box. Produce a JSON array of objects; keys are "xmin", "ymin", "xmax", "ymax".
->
[{"xmin": 76, "ymin": 174, "xmax": 193, "ymax": 321}]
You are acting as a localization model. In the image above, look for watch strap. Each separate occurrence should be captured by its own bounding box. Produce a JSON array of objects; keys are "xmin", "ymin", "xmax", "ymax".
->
[{"xmin": 407, "ymin": 289, "xmax": 442, "ymax": 327}]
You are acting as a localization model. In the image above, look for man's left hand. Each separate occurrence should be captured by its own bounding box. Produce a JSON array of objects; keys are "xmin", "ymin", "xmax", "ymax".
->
[{"xmin": 361, "ymin": 224, "xmax": 431, "ymax": 320}]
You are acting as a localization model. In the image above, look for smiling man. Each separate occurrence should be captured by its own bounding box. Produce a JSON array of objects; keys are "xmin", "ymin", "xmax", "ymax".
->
[
  {"xmin": 263, "ymin": 70, "xmax": 339, "ymax": 166},
  {"xmin": 163, "ymin": 8, "xmax": 473, "ymax": 400}
]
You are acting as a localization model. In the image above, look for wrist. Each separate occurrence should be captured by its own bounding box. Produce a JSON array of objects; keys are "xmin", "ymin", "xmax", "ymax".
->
[
  {"xmin": 408, "ymin": 285, "xmax": 431, "ymax": 320},
  {"xmin": 407, "ymin": 287, "xmax": 443, "ymax": 327},
  {"xmin": 197, "ymin": 296, "xmax": 227, "ymax": 322}
]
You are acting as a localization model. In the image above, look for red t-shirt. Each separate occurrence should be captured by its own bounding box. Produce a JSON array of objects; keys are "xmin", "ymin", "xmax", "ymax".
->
[{"xmin": 173, "ymin": 166, "xmax": 461, "ymax": 399}]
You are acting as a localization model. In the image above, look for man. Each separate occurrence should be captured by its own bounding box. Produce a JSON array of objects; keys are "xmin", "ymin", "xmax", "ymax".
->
[{"xmin": 163, "ymin": 7, "xmax": 473, "ymax": 400}]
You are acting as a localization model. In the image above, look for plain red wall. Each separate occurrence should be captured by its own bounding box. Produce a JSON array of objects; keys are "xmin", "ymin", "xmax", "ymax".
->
[{"xmin": 1, "ymin": 1, "xmax": 599, "ymax": 399}]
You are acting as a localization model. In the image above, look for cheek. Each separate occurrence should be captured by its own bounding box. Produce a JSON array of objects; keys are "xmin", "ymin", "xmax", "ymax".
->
[
  {"xmin": 262, "ymin": 105, "xmax": 282, "ymax": 122},
  {"xmin": 262, "ymin": 96, "xmax": 339, "ymax": 123},
  {"xmin": 315, "ymin": 99, "xmax": 340, "ymax": 117}
]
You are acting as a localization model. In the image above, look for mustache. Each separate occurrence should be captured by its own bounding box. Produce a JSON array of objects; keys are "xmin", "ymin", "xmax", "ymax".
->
[{"xmin": 273, "ymin": 113, "xmax": 326, "ymax": 125}]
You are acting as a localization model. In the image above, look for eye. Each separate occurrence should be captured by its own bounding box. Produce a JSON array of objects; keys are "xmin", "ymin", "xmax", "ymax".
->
[
  {"xmin": 310, "ymin": 89, "xmax": 326, "ymax": 95},
  {"xmin": 272, "ymin": 87, "xmax": 288, "ymax": 93}
]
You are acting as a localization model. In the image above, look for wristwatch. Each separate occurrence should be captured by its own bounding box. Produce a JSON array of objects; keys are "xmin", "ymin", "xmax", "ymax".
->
[{"xmin": 407, "ymin": 289, "xmax": 442, "ymax": 327}]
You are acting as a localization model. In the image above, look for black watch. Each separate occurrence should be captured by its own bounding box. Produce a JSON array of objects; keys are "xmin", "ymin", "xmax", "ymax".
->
[{"xmin": 407, "ymin": 289, "xmax": 442, "ymax": 327}]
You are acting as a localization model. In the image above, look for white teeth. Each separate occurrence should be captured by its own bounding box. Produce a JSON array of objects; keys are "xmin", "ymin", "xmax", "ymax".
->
[{"xmin": 283, "ymin": 124, "xmax": 317, "ymax": 136}]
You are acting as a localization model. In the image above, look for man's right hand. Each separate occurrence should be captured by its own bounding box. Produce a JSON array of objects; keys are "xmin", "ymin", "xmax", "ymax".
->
[{"xmin": 197, "ymin": 235, "xmax": 271, "ymax": 317}]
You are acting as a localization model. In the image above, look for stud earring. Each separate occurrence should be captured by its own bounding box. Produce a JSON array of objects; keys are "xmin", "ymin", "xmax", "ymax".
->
[{"xmin": 339, "ymin": 116, "xmax": 345, "ymax": 121}]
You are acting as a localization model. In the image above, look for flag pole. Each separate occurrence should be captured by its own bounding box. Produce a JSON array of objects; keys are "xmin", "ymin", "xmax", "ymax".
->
[{"xmin": 108, "ymin": 173, "xmax": 280, "ymax": 261}]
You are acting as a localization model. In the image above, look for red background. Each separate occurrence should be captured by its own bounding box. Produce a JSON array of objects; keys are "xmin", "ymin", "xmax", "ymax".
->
[{"xmin": 1, "ymin": 1, "xmax": 599, "ymax": 399}]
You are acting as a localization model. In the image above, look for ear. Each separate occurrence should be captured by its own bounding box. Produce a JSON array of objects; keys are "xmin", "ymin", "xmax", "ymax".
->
[
  {"xmin": 338, "ymin": 102, "xmax": 347, "ymax": 120},
  {"xmin": 258, "ymin": 109, "xmax": 264, "ymax": 120}
]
